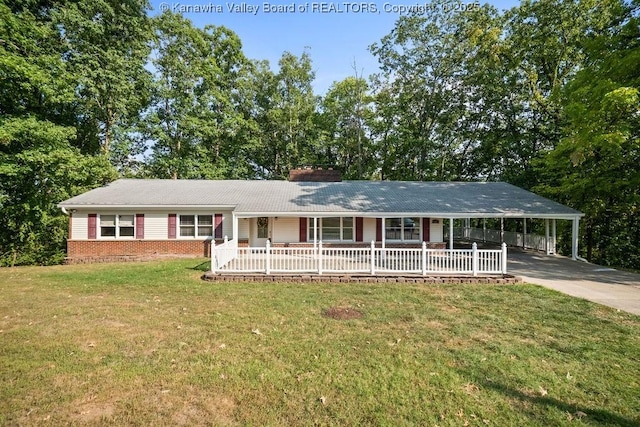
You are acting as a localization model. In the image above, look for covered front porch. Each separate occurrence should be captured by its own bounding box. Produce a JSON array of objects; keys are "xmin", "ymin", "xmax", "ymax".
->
[
  {"xmin": 213, "ymin": 210, "xmax": 583, "ymax": 277},
  {"xmin": 231, "ymin": 213, "xmax": 446, "ymax": 249},
  {"xmin": 211, "ymin": 238, "xmax": 507, "ymax": 277}
]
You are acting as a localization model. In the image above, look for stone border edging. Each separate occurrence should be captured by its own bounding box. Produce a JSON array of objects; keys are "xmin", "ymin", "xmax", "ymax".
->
[{"xmin": 202, "ymin": 272, "xmax": 522, "ymax": 284}]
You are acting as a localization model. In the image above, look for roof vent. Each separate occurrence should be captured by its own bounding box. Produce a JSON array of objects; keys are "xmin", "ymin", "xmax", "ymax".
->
[{"xmin": 288, "ymin": 166, "xmax": 341, "ymax": 182}]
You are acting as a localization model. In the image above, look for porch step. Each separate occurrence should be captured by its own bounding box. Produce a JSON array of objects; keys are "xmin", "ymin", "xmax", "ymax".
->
[{"xmin": 202, "ymin": 272, "xmax": 522, "ymax": 284}]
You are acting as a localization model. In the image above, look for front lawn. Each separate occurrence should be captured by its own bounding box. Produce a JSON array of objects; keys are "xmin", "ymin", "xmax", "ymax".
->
[{"xmin": 1, "ymin": 259, "xmax": 638, "ymax": 426}]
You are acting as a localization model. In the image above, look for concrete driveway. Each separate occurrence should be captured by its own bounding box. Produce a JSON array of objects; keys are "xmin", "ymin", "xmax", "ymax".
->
[{"xmin": 508, "ymin": 249, "xmax": 640, "ymax": 315}]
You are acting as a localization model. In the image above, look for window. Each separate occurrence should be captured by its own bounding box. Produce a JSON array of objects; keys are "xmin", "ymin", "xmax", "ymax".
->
[
  {"xmin": 198, "ymin": 215, "xmax": 213, "ymax": 236},
  {"xmin": 180, "ymin": 215, "xmax": 195, "ymax": 237},
  {"xmin": 307, "ymin": 217, "xmax": 354, "ymax": 241},
  {"xmin": 119, "ymin": 215, "xmax": 135, "ymax": 237},
  {"xmin": 179, "ymin": 214, "xmax": 214, "ymax": 237},
  {"xmin": 385, "ymin": 217, "xmax": 421, "ymax": 241},
  {"xmin": 342, "ymin": 217, "xmax": 354, "ymax": 240},
  {"xmin": 100, "ymin": 215, "xmax": 116, "ymax": 237},
  {"xmin": 99, "ymin": 214, "xmax": 135, "ymax": 238},
  {"xmin": 257, "ymin": 217, "xmax": 268, "ymax": 238}
]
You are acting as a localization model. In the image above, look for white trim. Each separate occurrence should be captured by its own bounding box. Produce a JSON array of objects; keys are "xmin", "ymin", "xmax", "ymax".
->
[
  {"xmin": 63, "ymin": 208, "xmax": 584, "ymax": 220},
  {"xmin": 97, "ymin": 213, "xmax": 136, "ymax": 240},
  {"xmin": 234, "ymin": 212, "xmax": 585, "ymax": 219},
  {"xmin": 61, "ymin": 205, "xmax": 236, "ymax": 210},
  {"xmin": 178, "ymin": 213, "xmax": 214, "ymax": 239},
  {"xmin": 572, "ymin": 216, "xmax": 580, "ymax": 260},
  {"xmin": 383, "ymin": 217, "xmax": 422, "ymax": 242},
  {"xmin": 308, "ymin": 217, "xmax": 355, "ymax": 242}
]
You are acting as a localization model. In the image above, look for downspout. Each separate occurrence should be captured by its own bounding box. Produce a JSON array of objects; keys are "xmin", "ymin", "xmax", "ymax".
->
[{"xmin": 60, "ymin": 207, "xmax": 70, "ymax": 215}]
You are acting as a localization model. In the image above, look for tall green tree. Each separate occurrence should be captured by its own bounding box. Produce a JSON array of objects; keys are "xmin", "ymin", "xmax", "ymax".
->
[
  {"xmin": 317, "ymin": 76, "xmax": 376, "ymax": 179},
  {"xmin": 0, "ymin": 1, "xmax": 116, "ymax": 265},
  {"xmin": 498, "ymin": 0, "xmax": 624, "ymax": 188},
  {"xmin": 54, "ymin": 0, "xmax": 153, "ymax": 168},
  {"xmin": 144, "ymin": 11, "xmax": 254, "ymax": 179},
  {"xmin": 370, "ymin": 1, "xmax": 486, "ymax": 181},
  {"xmin": 537, "ymin": 0, "xmax": 639, "ymax": 267},
  {"xmin": 250, "ymin": 51, "xmax": 318, "ymax": 179}
]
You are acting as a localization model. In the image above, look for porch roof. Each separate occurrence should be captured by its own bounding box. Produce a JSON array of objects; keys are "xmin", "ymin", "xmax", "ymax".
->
[{"xmin": 59, "ymin": 179, "xmax": 583, "ymax": 219}]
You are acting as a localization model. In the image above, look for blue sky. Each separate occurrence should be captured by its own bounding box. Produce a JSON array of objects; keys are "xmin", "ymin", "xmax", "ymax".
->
[{"xmin": 149, "ymin": 0, "xmax": 519, "ymax": 94}]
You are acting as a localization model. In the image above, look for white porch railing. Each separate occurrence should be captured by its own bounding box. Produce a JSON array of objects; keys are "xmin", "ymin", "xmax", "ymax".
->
[
  {"xmin": 211, "ymin": 236, "xmax": 238, "ymax": 270},
  {"xmin": 211, "ymin": 240, "xmax": 507, "ymax": 276},
  {"xmin": 453, "ymin": 227, "xmax": 555, "ymax": 253}
]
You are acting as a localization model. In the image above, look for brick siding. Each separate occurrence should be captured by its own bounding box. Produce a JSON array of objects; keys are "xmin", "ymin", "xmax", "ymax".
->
[{"xmin": 67, "ymin": 239, "xmax": 214, "ymax": 258}]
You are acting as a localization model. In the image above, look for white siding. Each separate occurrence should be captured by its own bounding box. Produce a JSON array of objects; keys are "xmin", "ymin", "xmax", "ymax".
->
[
  {"xmin": 430, "ymin": 218, "xmax": 444, "ymax": 242},
  {"xmin": 238, "ymin": 218, "xmax": 249, "ymax": 240},
  {"xmin": 145, "ymin": 213, "xmax": 168, "ymax": 239},
  {"xmin": 363, "ymin": 217, "xmax": 377, "ymax": 243},
  {"xmin": 222, "ymin": 212, "xmax": 233, "ymax": 239},
  {"xmin": 136, "ymin": 211, "xmax": 234, "ymax": 240},
  {"xmin": 71, "ymin": 212, "xmax": 88, "ymax": 239},
  {"xmin": 272, "ymin": 217, "xmax": 299, "ymax": 243}
]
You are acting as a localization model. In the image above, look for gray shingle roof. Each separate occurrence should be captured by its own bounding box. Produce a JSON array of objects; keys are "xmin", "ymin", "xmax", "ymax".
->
[{"xmin": 58, "ymin": 179, "xmax": 583, "ymax": 218}]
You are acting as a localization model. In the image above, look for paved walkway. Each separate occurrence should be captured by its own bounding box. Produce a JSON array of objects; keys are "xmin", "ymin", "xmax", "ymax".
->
[{"xmin": 507, "ymin": 249, "xmax": 640, "ymax": 315}]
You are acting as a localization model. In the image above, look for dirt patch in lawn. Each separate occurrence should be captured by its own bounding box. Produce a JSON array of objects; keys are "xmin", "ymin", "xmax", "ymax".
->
[{"xmin": 323, "ymin": 306, "xmax": 363, "ymax": 320}]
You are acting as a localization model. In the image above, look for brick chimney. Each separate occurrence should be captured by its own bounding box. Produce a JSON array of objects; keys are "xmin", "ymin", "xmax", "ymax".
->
[{"xmin": 288, "ymin": 166, "xmax": 342, "ymax": 182}]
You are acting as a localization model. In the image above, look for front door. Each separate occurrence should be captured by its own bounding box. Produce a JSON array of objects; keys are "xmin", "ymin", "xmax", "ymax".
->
[{"xmin": 251, "ymin": 217, "xmax": 270, "ymax": 246}]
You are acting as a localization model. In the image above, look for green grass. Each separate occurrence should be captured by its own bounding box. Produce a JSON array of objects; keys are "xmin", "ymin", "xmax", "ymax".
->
[{"xmin": 1, "ymin": 259, "xmax": 639, "ymax": 426}]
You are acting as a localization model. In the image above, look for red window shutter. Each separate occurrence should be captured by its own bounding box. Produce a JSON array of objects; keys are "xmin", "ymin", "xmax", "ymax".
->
[
  {"xmin": 299, "ymin": 218, "xmax": 307, "ymax": 242},
  {"xmin": 88, "ymin": 214, "xmax": 97, "ymax": 240},
  {"xmin": 355, "ymin": 217, "xmax": 363, "ymax": 242},
  {"xmin": 136, "ymin": 214, "xmax": 144, "ymax": 239},
  {"xmin": 422, "ymin": 218, "xmax": 430, "ymax": 242},
  {"xmin": 376, "ymin": 218, "xmax": 382, "ymax": 241},
  {"xmin": 214, "ymin": 214, "xmax": 223, "ymax": 239},
  {"xmin": 168, "ymin": 214, "xmax": 177, "ymax": 239}
]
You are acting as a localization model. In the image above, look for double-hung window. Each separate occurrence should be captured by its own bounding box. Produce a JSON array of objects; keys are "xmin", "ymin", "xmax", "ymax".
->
[
  {"xmin": 307, "ymin": 217, "xmax": 354, "ymax": 241},
  {"xmin": 385, "ymin": 217, "xmax": 421, "ymax": 241},
  {"xmin": 99, "ymin": 214, "xmax": 135, "ymax": 238},
  {"xmin": 179, "ymin": 214, "xmax": 214, "ymax": 238}
]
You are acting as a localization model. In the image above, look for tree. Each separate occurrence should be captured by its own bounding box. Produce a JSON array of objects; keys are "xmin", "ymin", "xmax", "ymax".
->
[
  {"xmin": 317, "ymin": 76, "xmax": 376, "ymax": 179},
  {"xmin": 143, "ymin": 12, "xmax": 255, "ymax": 179},
  {"xmin": 536, "ymin": 0, "xmax": 639, "ymax": 267},
  {"xmin": 250, "ymin": 51, "xmax": 319, "ymax": 179},
  {"xmin": 370, "ymin": 1, "xmax": 493, "ymax": 181},
  {"xmin": 0, "ymin": 1, "xmax": 116, "ymax": 265},
  {"xmin": 497, "ymin": 0, "xmax": 624, "ymax": 188},
  {"xmin": 54, "ymin": 0, "xmax": 153, "ymax": 167}
]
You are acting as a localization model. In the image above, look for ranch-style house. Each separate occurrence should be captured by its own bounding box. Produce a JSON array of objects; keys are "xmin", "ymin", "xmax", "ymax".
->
[{"xmin": 58, "ymin": 168, "xmax": 584, "ymax": 275}]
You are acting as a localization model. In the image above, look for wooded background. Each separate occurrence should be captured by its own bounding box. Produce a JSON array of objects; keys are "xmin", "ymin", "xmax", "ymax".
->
[{"xmin": 1, "ymin": 0, "xmax": 638, "ymax": 268}]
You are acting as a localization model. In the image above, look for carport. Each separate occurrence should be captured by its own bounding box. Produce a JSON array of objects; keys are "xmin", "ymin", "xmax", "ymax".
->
[{"xmin": 446, "ymin": 214, "xmax": 584, "ymax": 260}]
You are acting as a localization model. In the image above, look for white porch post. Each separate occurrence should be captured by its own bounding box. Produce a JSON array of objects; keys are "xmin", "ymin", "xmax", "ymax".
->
[
  {"xmin": 370, "ymin": 240, "xmax": 376, "ymax": 275},
  {"xmin": 482, "ymin": 218, "xmax": 486, "ymax": 243},
  {"xmin": 500, "ymin": 218, "xmax": 505, "ymax": 244},
  {"xmin": 472, "ymin": 242, "xmax": 478, "ymax": 277},
  {"xmin": 211, "ymin": 239, "xmax": 216, "ymax": 274},
  {"xmin": 545, "ymin": 219, "xmax": 550, "ymax": 255},
  {"xmin": 318, "ymin": 240, "xmax": 323, "ymax": 275},
  {"xmin": 232, "ymin": 213, "xmax": 238, "ymax": 242},
  {"xmin": 572, "ymin": 216, "xmax": 580, "ymax": 260},
  {"xmin": 449, "ymin": 218, "xmax": 454, "ymax": 250},
  {"xmin": 265, "ymin": 239, "xmax": 271, "ymax": 275},
  {"xmin": 523, "ymin": 218, "xmax": 527, "ymax": 249},
  {"xmin": 552, "ymin": 219, "xmax": 557, "ymax": 254},
  {"xmin": 313, "ymin": 217, "xmax": 318, "ymax": 251},
  {"xmin": 381, "ymin": 218, "xmax": 386, "ymax": 249},
  {"xmin": 501, "ymin": 242, "xmax": 508, "ymax": 275}
]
